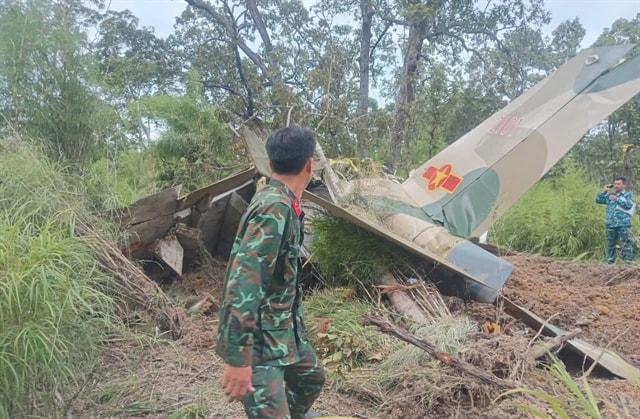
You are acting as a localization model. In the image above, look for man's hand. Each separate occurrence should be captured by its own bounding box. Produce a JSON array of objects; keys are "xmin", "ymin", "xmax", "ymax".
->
[
  {"xmin": 609, "ymin": 194, "xmax": 618, "ymax": 201},
  {"xmin": 221, "ymin": 364, "xmax": 255, "ymax": 402}
]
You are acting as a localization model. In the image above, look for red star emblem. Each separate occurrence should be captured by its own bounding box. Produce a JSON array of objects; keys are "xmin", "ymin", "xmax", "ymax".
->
[{"xmin": 422, "ymin": 163, "xmax": 463, "ymax": 193}]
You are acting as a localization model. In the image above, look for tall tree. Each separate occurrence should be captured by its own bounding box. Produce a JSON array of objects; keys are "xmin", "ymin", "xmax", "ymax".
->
[
  {"xmin": 0, "ymin": 0, "xmax": 113, "ymax": 168},
  {"xmin": 93, "ymin": 9, "xmax": 177, "ymax": 143},
  {"xmin": 385, "ymin": 0, "xmax": 549, "ymax": 173},
  {"xmin": 572, "ymin": 15, "xmax": 640, "ymax": 184}
]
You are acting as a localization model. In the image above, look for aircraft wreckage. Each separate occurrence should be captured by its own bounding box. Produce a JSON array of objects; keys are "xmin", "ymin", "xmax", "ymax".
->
[{"xmin": 118, "ymin": 44, "xmax": 640, "ymax": 381}]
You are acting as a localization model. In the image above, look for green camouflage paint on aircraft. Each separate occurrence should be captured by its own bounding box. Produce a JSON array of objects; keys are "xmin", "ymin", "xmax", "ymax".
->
[{"xmin": 242, "ymin": 44, "xmax": 640, "ymax": 304}]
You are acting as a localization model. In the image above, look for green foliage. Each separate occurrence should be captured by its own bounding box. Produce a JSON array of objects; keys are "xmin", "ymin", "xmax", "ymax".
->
[
  {"xmin": 309, "ymin": 215, "xmax": 415, "ymax": 290},
  {"xmin": 304, "ymin": 289, "xmax": 389, "ymax": 377},
  {"xmin": 498, "ymin": 353, "xmax": 601, "ymax": 419},
  {"xmin": 85, "ymin": 148, "xmax": 160, "ymax": 212},
  {"xmin": 0, "ymin": 0, "xmax": 114, "ymax": 169},
  {"xmin": 139, "ymin": 76, "xmax": 245, "ymax": 193},
  {"xmin": 490, "ymin": 163, "xmax": 622, "ymax": 259},
  {"xmin": 0, "ymin": 139, "xmax": 117, "ymax": 418}
]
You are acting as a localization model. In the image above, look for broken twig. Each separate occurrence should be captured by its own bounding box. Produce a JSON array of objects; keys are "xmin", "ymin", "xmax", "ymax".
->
[
  {"xmin": 528, "ymin": 329, "xmax": 581, "ymax": 360},
  {"xmin": 363, "ymin": 312, "xmax": 515, "ymax": 388}
]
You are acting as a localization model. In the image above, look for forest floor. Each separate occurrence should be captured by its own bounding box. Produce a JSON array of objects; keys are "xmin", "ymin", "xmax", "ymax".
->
[{"xmin": 71, "ymin": 253, "xmax": 640, "ymax": 419}]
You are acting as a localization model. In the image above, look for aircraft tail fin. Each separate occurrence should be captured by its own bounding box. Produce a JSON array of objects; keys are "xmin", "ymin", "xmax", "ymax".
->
[{"xmin": 400, "ymin": 44, "xmax": 640, "ymax": 239}]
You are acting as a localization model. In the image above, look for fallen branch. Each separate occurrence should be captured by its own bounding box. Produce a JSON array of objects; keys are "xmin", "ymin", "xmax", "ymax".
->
[
  {"xmin": 76, "ymin": 219, "xmax": 185, "ymax": 339},
  {"xmin": 528, "ymin": 329, "xmax": 581, "ymax": 360},
  {"xmin": 363, "ymin": 312, "xmax": 515, "ymax": 389}
]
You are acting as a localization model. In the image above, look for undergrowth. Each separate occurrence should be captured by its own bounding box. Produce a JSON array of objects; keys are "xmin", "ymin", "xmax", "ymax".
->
[
  {"xmin": 309, "ymin": 215, "xmax": 417, "ymax": 291},
  {"xmin": 304, "ymin": 289, "xmax": 390, "ymax": 379},
  {"xmin": 0, "ymin": 139, "xmax": 120, "ymax": 417},
  {"xmin": 498, "ymin": 352, "xmax": 602, "ymax": 419},
  {"xmin": 490, "ymin": 164, "xmax": 638, "ymax": 260}
]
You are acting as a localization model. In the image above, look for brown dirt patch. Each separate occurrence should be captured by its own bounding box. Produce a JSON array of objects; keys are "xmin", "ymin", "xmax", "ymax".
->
[
  {"xmin": 505, "ymin": 254, "xmax": 639, "ymax": 358},
  {"xmin": 73, "ymin": 253, "xmax": 640, "ymax": 418}
]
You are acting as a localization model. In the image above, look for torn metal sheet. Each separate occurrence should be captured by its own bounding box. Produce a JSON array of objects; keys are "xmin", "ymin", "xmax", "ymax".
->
[
  {"xmin": 503, "ymin": 298, "xmax": 640, "ymax": 382},
  {"xmin": 153, "ymin": 237, "xmax": 184, "ymax": 276},
  {"xmin": 177, "ymin": 168, "xmax": 255, "ymax": 211}
]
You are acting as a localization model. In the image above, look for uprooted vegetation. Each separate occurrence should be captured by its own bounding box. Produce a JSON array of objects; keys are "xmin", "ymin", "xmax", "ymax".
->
[{"xmin": 2, "ymin": 140, "xmax": 640, "ymax": 418}]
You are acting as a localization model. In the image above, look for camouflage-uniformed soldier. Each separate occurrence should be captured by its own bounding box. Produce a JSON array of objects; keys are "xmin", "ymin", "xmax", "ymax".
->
[
  {"xmin": 596, "ymin": 176, "xmax": 635, "ymax": 264},
  {"xmin": 216, "ymin": 126, "xmax": 326, "ymax": 419}
]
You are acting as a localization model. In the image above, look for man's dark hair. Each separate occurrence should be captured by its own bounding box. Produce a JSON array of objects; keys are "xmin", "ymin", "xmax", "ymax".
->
[
  {"xmin": 615, "ymin": 176, "xmax": 628, "ymax": 184},
  {"xmin": 266, "ymin": 125, "xmax": 316, "ymax": 174}
]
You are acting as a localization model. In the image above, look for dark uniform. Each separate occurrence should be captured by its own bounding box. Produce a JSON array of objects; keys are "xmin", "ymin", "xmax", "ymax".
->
[
  {"xmin": 216, "ymin": 179, "xmax": 325, "ymax": 419},
  {"xmin": 596, "ymin": 189, "xmax": 635, "ymax": 263}
]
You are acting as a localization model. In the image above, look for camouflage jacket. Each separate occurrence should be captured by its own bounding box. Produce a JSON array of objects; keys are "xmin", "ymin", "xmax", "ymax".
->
[
  {"xmin": 216, "ymin": 179, "xmax": 307, "ymax": 367},
  {"xmin": 595, "ymin": 190, "xmax": 635, "ymax": 228}
]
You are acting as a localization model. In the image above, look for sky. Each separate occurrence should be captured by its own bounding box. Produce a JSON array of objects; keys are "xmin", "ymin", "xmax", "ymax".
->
[{"xmin": 106, "ymin": 0, "xmax": 640, "ymax": 47}]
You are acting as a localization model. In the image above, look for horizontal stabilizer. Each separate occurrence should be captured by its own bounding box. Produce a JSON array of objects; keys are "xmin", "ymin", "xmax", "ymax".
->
[{"xmin": 304, "ymin": 191, "xmax": 512, "ymax": 303}]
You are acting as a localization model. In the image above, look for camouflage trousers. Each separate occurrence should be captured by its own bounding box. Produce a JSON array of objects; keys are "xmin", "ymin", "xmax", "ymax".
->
[
  {"xmin": 242, "ymin": 341, "xmax": 326, "ymax": 419},
  {"xmin": 605, "ymin": 226, "xmax": 633, "ymax": 264}
]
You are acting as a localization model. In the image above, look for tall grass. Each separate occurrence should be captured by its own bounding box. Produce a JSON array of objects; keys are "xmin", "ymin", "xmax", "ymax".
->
[
  {"xmin": 489, "ymin": 164, "xmax": 634, "ymax": 260},
  {"xmin": 498, "ymin": 353, "xmax": 602, "ymax": 419},
  {"xmin": 0, "ymin": 139, "xmax": 118, "ymax": 417}
]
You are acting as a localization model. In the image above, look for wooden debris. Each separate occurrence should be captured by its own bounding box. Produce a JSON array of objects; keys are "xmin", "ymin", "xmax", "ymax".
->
[
  {"xmin": 377, "ymin": 273, "xmax": 451, "ymax": 325},
  {"xmin": 118, "ymin": 186, "xmax": 182, "ymax": 258},
  {"xmin": 153, "ymin": 237, "xmax": 184, "ymax": 276},
  {"xmin": 216, "ymin": 192, "xmax": 248, "ymax": 257},
  {"xmin": 377, "ymin": 273, "xmax": 431, "ymax": 324},
  {"xmin": 363, "ymin": 312, "xmax": 515, "ymax": 389},
  {"xmin": 174, "ymin": 223, "xmax": 202, "ymax": 267},
  {"xmin": 528, "ymin": 329, "xmax": 581, "ymax": 360}
]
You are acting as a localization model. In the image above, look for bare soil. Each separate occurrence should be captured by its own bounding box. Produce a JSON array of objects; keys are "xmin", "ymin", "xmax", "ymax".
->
[{"xmin": 72, "ymin": 253, "xmax": 640, "ymax": 418}]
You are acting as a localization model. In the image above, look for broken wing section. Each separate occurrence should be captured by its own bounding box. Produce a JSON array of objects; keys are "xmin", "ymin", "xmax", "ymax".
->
[
  {"xmin": 238, "ymin": 125, "xmax": 512, "ymax": 302},
  {"xmin": 400, "ymin": 44, "xmax": 638, "ymax": 239},
  {"xmin": 240, "ymin": 126, "xmax": 271, "ymax": 177},
  {"xmin": 304, "ymin": 191, "xmax": 512, "ymax": 303}
]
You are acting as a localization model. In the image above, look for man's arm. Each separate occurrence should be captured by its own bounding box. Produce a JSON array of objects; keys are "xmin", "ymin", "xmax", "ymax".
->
[
  {"xmin": 595, "ymin": 190, "xmax": 609, "ymax": 204},
  {"xmin": 219, "ymin": 203, "xmax": 289, "ymax": 401}
]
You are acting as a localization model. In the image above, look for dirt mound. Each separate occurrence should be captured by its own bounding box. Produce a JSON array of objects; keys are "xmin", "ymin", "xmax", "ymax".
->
[{"xmin": 504, "ymin": 254, "xmax": 640, "ymax": 357}]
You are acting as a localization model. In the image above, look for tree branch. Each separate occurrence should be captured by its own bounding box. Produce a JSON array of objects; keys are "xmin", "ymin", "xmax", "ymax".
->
[
  {"xmin": 363, "ymin": 312, "xmax": 515, "ymax": 388},
  {"xmin": 184, "ymin": 0, "xmax": 270, "ymax": 78}
]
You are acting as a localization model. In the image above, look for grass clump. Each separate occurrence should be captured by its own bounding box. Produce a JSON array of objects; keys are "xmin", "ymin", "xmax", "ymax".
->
[
  {"xmin": 0, "ymin": 140, "xmax": 118, "ymax": 417},
  {"xmin": 310, "ymin": 215, "xmax": 416, "ymax": 290},
  {"xmin": 304, "ymin": 289, "xmax": 390, "ymax": 376},
  {"xmin": 498, "ymin": 352, "xmax": 602, "ymax": 419}
]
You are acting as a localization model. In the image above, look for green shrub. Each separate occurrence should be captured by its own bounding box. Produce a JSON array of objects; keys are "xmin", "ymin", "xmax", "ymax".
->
[
  {"xmin": 86, "ymin": 148, "xmax": 160, "ymax": 212},
  {"xmin": 0, "ymin": 140, "xmax": 117, "ymax": 417},
  {"xmin": 309, "ymin": 215, "xmax": 416, "ymax": 290},
  {"xmin": 303, "ymin": 289, "xmax": 390, "ymax": 377}
]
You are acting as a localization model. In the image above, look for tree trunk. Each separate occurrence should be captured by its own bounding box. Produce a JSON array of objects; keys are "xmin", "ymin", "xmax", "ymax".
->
[
  {"xmin": 356, "ymin": 0, "xmax": 374, "ymax": 158},
  {"xmin": 387, "ymin": 20, "xmax": 428, "ymax": 173}
]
